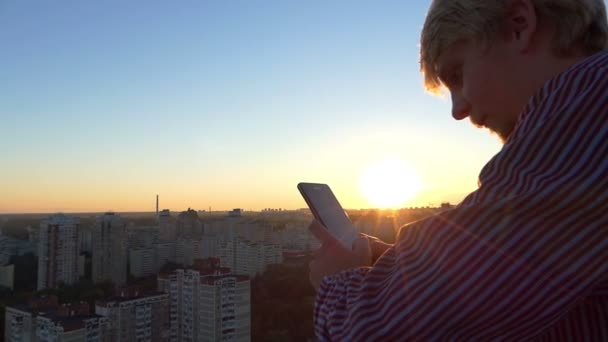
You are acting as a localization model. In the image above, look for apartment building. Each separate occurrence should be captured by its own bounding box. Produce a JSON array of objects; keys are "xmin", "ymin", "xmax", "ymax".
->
[
  {"xmin": 37, "ymin": 214, "xmax": 80, "ymax": 290},
  {"xmin": 219, "ymin": 238, "xmax": 282, "ymax": 277},
  {"xmin": 129, "ymin": 248, "xmax": 155, "ymax": 278},
  {"xmin": 92, "ymin": 212, "xmax": 127, "ymax": 285},
  {"xmin": 157, "ymin": 265, "xmax": 250, "ymax": 342},
  {"xmin": 95, "ymin": 292, "xmax": 170, "ymax": 342},
  {"xmin": 5, "ymin": 297, "xmax": 104, "ymax": 342}
]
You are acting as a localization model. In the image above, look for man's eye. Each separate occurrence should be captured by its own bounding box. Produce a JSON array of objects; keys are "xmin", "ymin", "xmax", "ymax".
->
[{"xmin": 446, "ymin": 70, "xmax": 462, "ymax": 87}]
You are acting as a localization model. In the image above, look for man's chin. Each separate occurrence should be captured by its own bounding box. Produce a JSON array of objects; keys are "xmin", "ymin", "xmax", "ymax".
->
[
  {"xmin": 471, "ymin": 119, "xmax": 513, "ymax": 143},
  {"xmin": 487, "ymin": 126, "xmax": 512, "ymax": 144}
]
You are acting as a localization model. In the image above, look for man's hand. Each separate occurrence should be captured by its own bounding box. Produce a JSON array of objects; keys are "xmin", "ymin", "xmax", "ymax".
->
[
  {"xmin": 360, "ymin": 233, "xmax": 393, "ymax": 262},
  {"xmin": 308, "ymin": 220, "xmax": 372, "ymax": 290}
]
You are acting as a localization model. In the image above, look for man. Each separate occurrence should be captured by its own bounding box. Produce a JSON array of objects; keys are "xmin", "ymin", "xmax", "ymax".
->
[{"xmin": 309, "ymin": 0, "xmax": 608, "ymax": 340}]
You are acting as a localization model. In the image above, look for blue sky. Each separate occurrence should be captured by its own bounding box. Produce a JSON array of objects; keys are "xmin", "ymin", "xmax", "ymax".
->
[{"xmin": 0, "ymin": 1, "xmax": 503, "ymax": 213}]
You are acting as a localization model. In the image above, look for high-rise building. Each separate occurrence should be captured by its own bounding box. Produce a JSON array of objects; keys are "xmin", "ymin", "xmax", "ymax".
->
[
  {"xmin": 95, "ymin": 291, "xmax": 170, "ymax": 342},
  {"xmin": 5, "ymin": 305, "xmax": 37, "ymax": 341},
  {"xmin": 36, "ymin": 305, "xmax": 104, "ymax": 342},
  {"xmin": 175, "ymin": 238, "xmax": 202, "ymax": 267},
  {"xmin": 78, "ymin": 228, "xmax": 93, "ymax": 254},
  {"xmin": 228, "ymin": 208, "xmax": 243, "ymax": 217},
  {"xmin": 279, "ymin": 221, "xmax": 319, "ymax": 251},
  {"xmin": 129, "ymin": 248, "xmax": 155, "ymax": 278},
  {"xmin": 92, "ymin": 213, "xmax": 127, "ymax": 285},
  {"xmin": 200, "ymin": 235, "xmax": 218, "ymax": 259},
  {"xmin": 0, "ymin": 232, "xmax": 37, "ymax": 262},
  {"xmin": 219, "ymin": 240, "xmax": 236, "ymax": 273},
  {"xmin": 0, "ymin": 264, "xmax": 14, "ymax": 290},
  {"xmin": 128, "ymin": 227, "xmax": 158, "ymax": 249},
  {"xmin": 158, "ymin": 210, "xmax": 176, "ymax": 242},
  {"xmin": 5, "ymin": 297, "xmax": 105, "ymax": 342},
  {"xmin": 78, "ymin": 253, "xmax": 87, "ymax": 279},
  {"xmin": 27, "ymin": 225, "xmax": 40, "ymax": 255},
  {"xmin": 154, "ymin": 242, "xmax": 176, "ymax": 271},
  {"xmin": 219, "ymin": 238, "xmax": 283, "ymax": 277},
  {"xmin": 199, "ymin": 275, "xmax": 251, "ymax": 342},
  {"xmin": 37, "ymin": 214, "xmax": 80, "ymax": 290},
  {"xmin": 5, "ymin": 296, "xmax": 57, "ymax": 342},
  {"xmin": 176, "ymin": 209, "xmax": 202, "ymax": 237},
  {"xmin": 157, "ymin": 265, "xmax": 251, "ymax": 342}
]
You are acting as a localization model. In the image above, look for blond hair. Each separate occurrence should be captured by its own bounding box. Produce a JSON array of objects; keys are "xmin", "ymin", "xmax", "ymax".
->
[{"xmin": 420, "ymin": 0, "xmax": 608, "ymax": 92}]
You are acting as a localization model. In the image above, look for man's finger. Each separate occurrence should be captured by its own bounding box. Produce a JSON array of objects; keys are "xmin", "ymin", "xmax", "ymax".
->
[
  {"xmin": 360, "ymin": 233, "xmax": 393, "ymax": 259},
  {"xmin": 353, "ymin": 236, "xmax": 372, "ymax": 266}
]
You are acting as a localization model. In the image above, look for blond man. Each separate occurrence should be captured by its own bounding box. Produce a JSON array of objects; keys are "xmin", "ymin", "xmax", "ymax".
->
[{"xmin": 309, "ymin": 0, "xmax": 608, "ymax": 339}]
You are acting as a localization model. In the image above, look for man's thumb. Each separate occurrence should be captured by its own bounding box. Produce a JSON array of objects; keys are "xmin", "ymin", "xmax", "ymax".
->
[{"xmin": 353, "ymin": 236, "xmax": 372, "ymax": 266}]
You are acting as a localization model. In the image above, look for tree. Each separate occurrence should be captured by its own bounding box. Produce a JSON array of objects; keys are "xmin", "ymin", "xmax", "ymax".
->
[
  {"xmin": 11, "ymin": 253, "xmax": 38, "ymax": 291},
  {"xmin": 251, "ymin": 259, "xmax": 316, "ymax": 341}
]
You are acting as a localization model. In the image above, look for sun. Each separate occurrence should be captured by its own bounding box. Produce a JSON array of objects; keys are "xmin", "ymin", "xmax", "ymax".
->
[{"xmin": 359, "ymin": 159, "xmax": 422, "ymax": 208}]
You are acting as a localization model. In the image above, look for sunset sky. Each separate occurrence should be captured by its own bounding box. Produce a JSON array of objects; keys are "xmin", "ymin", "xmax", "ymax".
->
[{"xmin": 0, "ymin": 1, "xmax": 504, "ymax": 213}]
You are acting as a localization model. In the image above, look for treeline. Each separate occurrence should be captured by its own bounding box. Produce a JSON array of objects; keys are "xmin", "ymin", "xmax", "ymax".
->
[
  {"xmin": 251, "ymin": 260, "xmax": 316, "ymax": 341},
  {"xmin": 0, "ymin": 217, "xmax": 40, "ymax": 240}
]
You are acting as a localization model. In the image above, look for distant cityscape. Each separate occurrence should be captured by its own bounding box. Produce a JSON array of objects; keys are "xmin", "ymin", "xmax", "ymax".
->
[{"xmin": 0, "ymin": 200, "xmax": 453, "ymax": 341}]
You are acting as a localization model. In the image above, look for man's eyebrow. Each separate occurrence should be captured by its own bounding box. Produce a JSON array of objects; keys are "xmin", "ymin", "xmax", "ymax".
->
[{"xmin": 436, "ymin": 63, "xmax": 454, "ymax": 82}]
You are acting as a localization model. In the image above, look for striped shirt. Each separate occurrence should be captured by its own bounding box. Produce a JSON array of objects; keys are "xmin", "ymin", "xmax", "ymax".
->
[{"xmin": 314, "ymin": 50, "xmax": 608, "ymax": 340}]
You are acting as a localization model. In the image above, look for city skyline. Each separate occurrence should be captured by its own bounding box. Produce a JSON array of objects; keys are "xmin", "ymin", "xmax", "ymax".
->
[
  {"xmin": 0, "ymin": 1, "xmax": 503, "ymax": 213},
  {"xmin": 1, "ymin": 202, "xmax": 436, "ymax": 340},
  {"xmin": 0, "ymin": 196, "xmax": 458, "ymax": 215}
]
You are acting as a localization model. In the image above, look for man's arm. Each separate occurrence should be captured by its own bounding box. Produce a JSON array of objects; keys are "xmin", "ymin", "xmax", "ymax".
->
[
  {"xmin": 312, "ymin": 66, "xmax": 608, "ymax": 339},
  {"xmin": 314, "ymin": 193, "xmax": 607, "ymax": 340}
]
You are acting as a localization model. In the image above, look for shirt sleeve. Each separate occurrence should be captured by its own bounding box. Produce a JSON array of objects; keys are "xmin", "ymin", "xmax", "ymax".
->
[{"xmin": 313, "ymin": 65, "xmax": 608, "ymax": 340}]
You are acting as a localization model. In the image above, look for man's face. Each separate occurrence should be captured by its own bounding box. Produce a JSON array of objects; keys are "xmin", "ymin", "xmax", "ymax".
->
[{"xmin": 436, "ymin": 39, "xmax": 526, "ymax": 142}]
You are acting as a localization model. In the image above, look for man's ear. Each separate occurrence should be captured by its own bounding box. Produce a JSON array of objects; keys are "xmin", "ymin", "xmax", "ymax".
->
[{"xmin": 505, "ymin": 0, "xmax": 539, "ymax": 53}]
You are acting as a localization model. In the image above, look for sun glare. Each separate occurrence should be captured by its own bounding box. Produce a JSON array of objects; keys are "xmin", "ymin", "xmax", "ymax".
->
[{"xmin": 359, "ymin": 159, "xmax": 422, "ymax": 208}]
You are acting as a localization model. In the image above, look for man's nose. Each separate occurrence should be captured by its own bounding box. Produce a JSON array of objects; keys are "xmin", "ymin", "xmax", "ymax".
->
[{"xmin": 451, "ymin": 92, "xmax": 471, "ymax": 120}]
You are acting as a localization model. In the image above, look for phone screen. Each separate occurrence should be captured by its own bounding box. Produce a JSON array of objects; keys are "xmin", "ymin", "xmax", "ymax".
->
[{"xmin": 298, "ymin": 182, "xmax": 358, "ymax": 248}]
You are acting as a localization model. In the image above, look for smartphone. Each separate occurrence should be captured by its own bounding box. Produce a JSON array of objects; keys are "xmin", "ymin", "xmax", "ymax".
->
[{"xmin": 297, "ymin": 182, "xmax": 358, "ymax": 249}]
